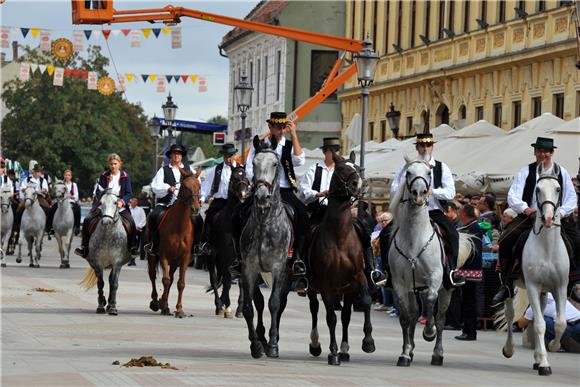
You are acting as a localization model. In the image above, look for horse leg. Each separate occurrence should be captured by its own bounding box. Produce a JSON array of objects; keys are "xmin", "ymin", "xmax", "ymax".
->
[
  {"xmin": 308, "ymin": 290, "xmax": 322, "ymax": 357},
  {"xmin": 547, "ymin": 286, "xmax": 568, "ymax": 354},
  {"xmin": 65, "ymin": 231, "xmax": 73, "ymax": 266},
  {"xmin": 174, "ymin": 258, "xmax": 188, "ymax": 318},
  {"xmin": 502, "ymin": 296, "xmax": 515, "ymax": 359},
  {"xmin": 236, "ymin": 278, "xmax": 244, "ymax": 318},
  {"xmin": 222, "ymin": 273, "xmax": 234, "ymax": 318},
  {"xmin": 208, "ymin": 255, "xmax": 223, "ymax": 315},
  {"xmin": 106, "ymin": 266, "xmax": 120, "ymax": 315},
  {"xmin": 27, "ymin": 237, "xmax": 34, "ymax": 267},
  {"xmin": 359, "ymin": 283, "xmax": 375, "ymax": 354},
  {"xmin": 242, "ymin": 271, "xmax": 263, "ymax": 359},
  {"xmin": 159, "ymin": 258, "xmax": 173, "ymax": 315},
  {"xmin": 396, "ymin": 291, "xmax": 418, "ymax": 366},
  {"xmin": 431, "ymin": 288, "xmax": 452, "ymax": 366},
  {"xmin": 147, "ymin": 252, "xmax": 160, "ymax": 312},
  {"xmin": 422, "ymin": 288, "xmax": 438, "ymax": 342},
  {"xmin": 253, "ymin": 281, "xmax": 267, "ymax": 348},
  {"xmin": 528, "ymin": 287, "xmax": 551, "ymax": 375},
  {"xmin": 339, "ymin": 293, "xmax": 352, "ymax": 362},
  {"xmin": 34, "ymin": 233, "xmax": 41, "ymax": 267},
  {"xmin": 321, "ymin": 294, "xmax": 340, "ymax": 365},
  {"xmin": 95, "ymin": 267, "xmax": 106, "ymax": 314},
  {"xmin": 16, "ymin": 238, "xmax": 22, "ymax": 263},
  {"xmin": 265, "ymin": 275, "xmax": 284, "ymax": 358},
  {"xmin": 56, "ymin": 234, "xmax": 65, "ymax": 267}
]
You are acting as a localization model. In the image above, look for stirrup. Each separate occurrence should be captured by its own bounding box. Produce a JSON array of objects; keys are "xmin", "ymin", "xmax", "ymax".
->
[
  {"xmin": 291, "ymin": 259, "xmax": 306, "ymax": 276},
  {"xmin": 371, "ymin": 270, "xmax": 387, "ymax": 287},
  {"xmin": 74, "ymin": 247, "xmax": 87, "ymax": 258},
  {"xmin": 449, "ymin": 269, "xmax": 465, "ymax": 287},
  {"xmin": 291, "ymin": 277, "xmax": 308, "ymax": 297}
]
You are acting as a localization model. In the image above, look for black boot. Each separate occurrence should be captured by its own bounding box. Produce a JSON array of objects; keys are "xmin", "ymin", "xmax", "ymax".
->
[
  {"xmin": 492, "ymin": 273, "xmax": 514, "ymax": 304},
  {"xmin": 128, "ymin": 258, "xmax": 136, "ymax": 266},
  {"xmin": 74, "ymin": 229, "xmax": 90, "ymax": 258}
]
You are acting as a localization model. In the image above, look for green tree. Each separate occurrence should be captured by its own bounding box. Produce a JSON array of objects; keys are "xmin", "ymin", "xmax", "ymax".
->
[
  {"xmin": 180, "ymin": 114, "xmax": 228, "ymax": 159},
  {"xmin": 2, "ymin": 46, "xmax": 153, "ymax": 197}
]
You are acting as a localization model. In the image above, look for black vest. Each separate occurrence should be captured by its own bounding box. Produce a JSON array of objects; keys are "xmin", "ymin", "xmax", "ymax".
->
[
  {"xmin": 157, "ymin": 166, "xmax": 178, "ymax": 205},
  {"xmin": 281, "ymin": 142, "xmax": 298, "ymax": 190},
  {"xmin": 432, "ymin": 160, "xmax": 448, "ymax": 208},
  {"xmin": 312, "ymin": 165, "xmax": 323, "ymax": 192},
  {"xmin": 522, "ymin": 162, "xmax": 563, "ymax": 207},
  {"xmin": 210, "ymin": 163, "xmax": 225, "ymax": 197}
]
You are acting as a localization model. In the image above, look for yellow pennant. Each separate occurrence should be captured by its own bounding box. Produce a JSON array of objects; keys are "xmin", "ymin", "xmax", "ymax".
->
[
  {"xmin": 31, "ymin": 28, "xmax": 41, "ymax": 38},
  {"xmin": 47, "ymin": 64, "xmax": 55, "ymax": 75},
  {"xmin": 142, "ymin": 28, "xmax": 151, "ymax": 39},
  {"xmin": 161, "ymin": 27, "xmax": 171, "ymax": 36},
  {"xmin": 189, "ymin": 74, "xmax": 197, "ymax": 83},
  {"xmin": 149, "ymin": 74, "xmax": 157, "ymax": 82},
  {"xmin": 125, "ymin": 73, "xmax": 134, "ymax": 82}
]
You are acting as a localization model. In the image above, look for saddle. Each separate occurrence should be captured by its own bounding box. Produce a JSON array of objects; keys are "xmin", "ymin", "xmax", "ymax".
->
[
  {"xmin": 86, "ymin": 211, "xmax": 133, "ymax": 238},
  {"xmin": 431, "ymin": 221, "xmax": 449, "ymax": 267}
]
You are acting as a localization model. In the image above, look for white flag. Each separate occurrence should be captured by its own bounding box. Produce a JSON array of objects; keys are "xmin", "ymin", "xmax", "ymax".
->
[
  {"xmin": 30, "ymin": 63, "xmax": 39, "ymax": 73},
  {"xmin": 156, "ymin": 77, "xmax": 166, "ymax": 93},
  {"xmin": 19, "ymin": 62, "xmax": 30, "ymax": 81},
  {"xmin": 92, "ymin": 30, "xmax": 101, "ymax": 40},
  {"xmin": 171, "ymin": 28, "xmax": 181, "ymax": 49},
  {"xmin": 73, "ymin": 30, "xmax": 84, "ymax": 52},
  {"xmin": 130, "ymin": 30, "xmax": 141, "ymax": 48},
  {"xmin": 38, "ymin": 64, "xmax": 47, "ymax": 74},
  {"xmin": 40, "ymin": 31, "xmax": 51, "ymax": 51},
  {"xmin": 0, "ymin": 27, "xmax": 10, "ymax": 48},
  {"xmin": 53, "ymin": 67, "xmax": 64, "ymax": 86},
  {"xmin": 87, "ymin": 71, "xmax": 98, "ymax": 90},
  {"xmin": 117, "ymin": 75, "xmax": 126, "ymax": 92}
]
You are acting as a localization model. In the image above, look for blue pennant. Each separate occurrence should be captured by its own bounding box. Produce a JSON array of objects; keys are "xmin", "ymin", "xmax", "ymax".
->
[
  {"xmin": 21, "ymin": 28, "xmax": 29, "ymax": 38},
  {"xmin": 166, "ymin": 75, "xmax": 173, "ymax": 83},
  {"xmin": 141, "ymin": 74, "xmax": 149, "ymax": 82},
  {"xmin": 152, "ymin": 29, "xmax": 161, "ymax": 38},
  {"xmin": 84, "ymin": 30, "xmax": 92, "ymax": 40}
]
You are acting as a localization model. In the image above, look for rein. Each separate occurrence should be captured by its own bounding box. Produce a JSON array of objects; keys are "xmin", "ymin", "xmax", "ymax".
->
[
  {"xmin": 533, "ymin": 175, "xmax": 562, "ymax": 235},
  {"xmin": 401, "ymin": 161, "xmax": 431, "ymax": 207},
  {"xmin": 392, "ymin": 227, "xmax": 436, "ymax": 293}
]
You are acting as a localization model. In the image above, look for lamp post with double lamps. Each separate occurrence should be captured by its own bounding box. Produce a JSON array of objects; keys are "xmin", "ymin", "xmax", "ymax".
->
[
  {"xmin": 162, "ymin": 93, "xmax": 178, "ymax": 147},
  {"xmin": 147, "ymin": 115, "xmax": 161, "ymax": 176},
  {"xmin": 386, "ymin": 102, "xmax": 401, "ymax": 140},
  {"xmin": 234, "ymin": 73, "xmax": 253, "ymax": 162},
  {"xmin": 353, "ymin": 35, "xmax": 379, "ymax": 215}
]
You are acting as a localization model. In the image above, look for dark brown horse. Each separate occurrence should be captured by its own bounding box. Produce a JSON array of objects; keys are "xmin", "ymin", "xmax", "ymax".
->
[
  {"xmin": 148, "ymin": 168, "xmax": 201, "ymax": 318},
  {"xmin": 306, "ymin": 152, "xmax": 375, "ymax": 365}
]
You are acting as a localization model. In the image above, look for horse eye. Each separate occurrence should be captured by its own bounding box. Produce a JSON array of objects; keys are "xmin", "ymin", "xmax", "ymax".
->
[{"xmin": 556, "ymin": 187, "xmax": 561, "ymax": 192}]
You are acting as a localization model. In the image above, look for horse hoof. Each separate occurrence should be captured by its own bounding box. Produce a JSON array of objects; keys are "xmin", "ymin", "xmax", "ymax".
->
[
  {"xmin": 266, "ymin": 344, "xmax": 279, "ymax": 358},
  {"xmin": 431, "ymin": 355, "xmax": 444, "ymax": 366},
  {"xmin": 34, "ymin": 264, "xmax": 39, "ymax": 268},
  {"xmin": 538, "ymin": 366, "xmax": 552, "ymax": 376},
  {"xmin": 29, "ymin": 263, "xmax": 34, "ymax": 268},
  {"xmin": 235, "ymin": 310, "xmax": 243, "ymax": 318},
  {"xmin": 160, "ymin": 307, "xmax": 171, "ymax": 316},
  {"xmin": 423, "ymin": 328, "xmax": 436, "ymax": 342},
  {"xmin": 250, "ymin": 342, "xmax": 264, "ymax": 359},
  {"xmin": 397, "ymin": 356, "xmax": 411, "ymax": 367},
  {"xmin": 174, "ymin": 310, "xmax": 185, "ymax": 318},
  {"xmin": 309, "ymin": 344, "xmax": 322, "ymax": 357},
  {"xmin": 107, "ymin": 308, "xmax": 118, "ymax": 316},
  {"xmin": 362, "ymin": 338, "xmax": 375, "ymax": 353},
  {"xmin": 16, "ymin": 257, "xmax": 21, "ymax": 263},
  {"xmin": 96, "ymin": 306, "xmax": 106, "ymax": 314},
  {"xmin": 327, "ymin": 354, "xmax": 341, "ymax": 366},
  {"xmin": 502, "ymin": 347, "xmax": 513, "ymax": 359},
  {"xmin": 215, "ymin": 307, "xmax": 224, "ymax": 316},
  {"xmin": 533, "ymin": 363, "xmax": 539, "ymax": 370},
  {"xmin": 339, "ymin": 352, "xmax": 350, "ymax": 362},
  {"xmin": 149, "ymin": 300, "xmax": 159, "ymax": 312},
  {"xmin": 224, "ymin": 307, "xmax": 234, "ymax": 319},
  {"xmin": 59, "ymin": 263, "xmax": 67, "ymax": 269},
  {"xmin": 1, "ymin": 263, "xmax": 6, "ymax": 268}
]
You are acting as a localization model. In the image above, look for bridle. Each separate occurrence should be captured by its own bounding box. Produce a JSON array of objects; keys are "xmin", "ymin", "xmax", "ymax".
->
[
  {"xmin": 54, "ymin": 183, "xmax": 68, "ymax": 204},
  {"xmin": 232, "ymin": 168, "xmax": 250, "ymax": 200},
  {"xmin": 402, "ymin": 161, "xmax": 431, "ymax": 207},
  {"xmin": 24, "ymin": 189, "xmax": 38, "ymax": 207},
  {"xmin": 252, "ymin": 150, "xmax": 278, "ymax": 197},
  {"xmin": 0, "ymin": 193, "xmax": 11, "ymax": 213},
  {"xmin": 100, "ymin": 191, "xmax": 120, "ymax": 223},
  {"xmin": 175, "ymin": 175, "xmax": 201, "ymax": 216},
  {"xmin": 328, "ymin": 164, "xmax": 362, "ymax": 203},
  {"xmin": 533, "ymin": 175, "xmax": 562, "ymax": 235}
]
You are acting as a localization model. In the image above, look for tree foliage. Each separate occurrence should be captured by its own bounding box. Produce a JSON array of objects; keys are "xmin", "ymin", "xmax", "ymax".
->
[{"xmin": 2, "ymin": 46, "xmax": 153, "ymax": 197}]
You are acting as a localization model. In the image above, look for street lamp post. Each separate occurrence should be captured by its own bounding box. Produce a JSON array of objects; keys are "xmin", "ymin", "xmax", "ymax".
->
[
  {"xmin": 353, "ymin": 35, "xmax": 379, "ymax": 215},
  {"xmin": 162, "ymin": 93, "xmax": 178, "ymax": 147},
  {"xmin": 386, "ymin": 102, "xmax": 401, "ymax": 140},
  {"xmin": 148, "ymin": 115, "xmax": 161, "ymax": 176},
  {"xmin": 234, "ymin": 73, "xmax": 253, "ymax": 162}
]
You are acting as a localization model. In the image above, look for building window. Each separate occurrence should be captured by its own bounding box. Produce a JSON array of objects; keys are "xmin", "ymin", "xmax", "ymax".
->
[
  {"xmin": 310, "ymin": 51, "xmax": 338, "ymax": 101},
  {"xmin": 476, "ymin": 106, "xmax": 484, "ymax": 120},
  {"xmin": 425, "ymin": 1, "xmax": 431, "ymax": 40},
  {"xmin": 384, "ymin": 0, "xmax": 390, "ymax": 53},
  {"xmin": 351, "ymin": 1, "xmax": 356, "ymax": 39},
  {"xmin": 397, "ymin": 0, "xmax": 403, "ymax": 47},
  {"xmin": 410, "ymin": 0, "xmax": 416, "ymax": 48},
  {"xmin": 554, "ymin": 93, "xmax": 564, "ymax": 118},
  {"xmin": 577, "ymin": 91, "xmax": 580, "ymax": 117},
  {"xmin": 249, "ymin": 61, "xmax": 254, "ymax": 105},
  {"xmin": 263, "ymin": 55, "xmax": 268, "ymax": 104},
  {"xmin": 448, "ymin": 0, "xmax": 455, "ymax": 33},
  {"xmin": 276, "ymin": 50, "xmax": 281, "ymax": 101},
  {"xmin": 257, "ymin": 58, "xmax": 261, "ymax": 106},
  {"xmin": 493, "ymin": 103, "xmax": 502, "ymax": 127},
  {"xmin": 459, "ymin": 105, "xmax": 467, "ymax": 119},
  {"xmin": 517, "ymin": 0, "xmax": 525, "ymax": 13},
  {"xmin": 498, "ymin": 0, "xmax": 506, "ymax": 23},
  {"xmin": 532, "ymin": 96, "xmax": 542, "ymax": 118},
  {"xmin": 369, "ymin": 121, "xmax": 375, "ymax": 140},
  {"xmin": 513, "ymin": 101, "xmax": 522, "ymax": 128},
  {"xmin": 481, "ymin": 0, "xmax": 487, "ymax": 24},
  {"xmin": 381, "ymin": 120, "xmax": 387, "ymax": 142},
  {"xmin": 463, "ymin": 0, "xmax": 470, "ymax": 32},
  {"xmin": 538, "ymin": 0, "xmax": 546, "ymax": 12},
  {"xmin": 438, "ymin": 0, "xmax": 445, "ymax": 40},
  {"xmin": 362, "ymin": 0, "xmax": 367, "ymax": 37},
  {"xmin": 373, "ymin": 0, "xmax": 378, "ymax": 51},
  {"xmin": 406, "ymin": 117, "xmax": 413, "ymax": 136}
]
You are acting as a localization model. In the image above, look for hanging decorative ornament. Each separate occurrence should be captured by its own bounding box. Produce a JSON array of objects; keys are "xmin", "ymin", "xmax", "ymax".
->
[
  {"xmin": 97, "ymin": 76, "xmax": 115, "ymax": 95},
  {"xmin": 52, "ymin": 38, "xmax": 73, "ymax": 61}
]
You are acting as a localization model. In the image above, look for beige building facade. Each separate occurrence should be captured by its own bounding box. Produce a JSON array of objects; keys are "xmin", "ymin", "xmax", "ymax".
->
[{"xmin": 339, "ymin": 0, "xmax": 580, "ymax": 143}]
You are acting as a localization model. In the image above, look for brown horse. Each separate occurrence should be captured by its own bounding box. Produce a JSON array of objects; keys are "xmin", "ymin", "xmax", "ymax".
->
[
  {"xmin": 147, "ymin": 168, "xmax": 201, "ymax": 318},
  {"xmin": 306, "ymin": 152, "xmax": 375, "ymax": 365}
]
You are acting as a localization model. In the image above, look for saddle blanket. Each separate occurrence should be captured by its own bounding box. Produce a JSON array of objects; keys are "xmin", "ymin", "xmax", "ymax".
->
[{"xmin": 456, "ymin": 269, "xmax": 483, "ymax": 282}]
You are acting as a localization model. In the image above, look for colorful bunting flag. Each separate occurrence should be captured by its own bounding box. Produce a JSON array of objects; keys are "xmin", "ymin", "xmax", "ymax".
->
[
  {"xmin": 189, "ymin": 74, "xmax": 198, "ymax": 84},
  {"xmin": 161, "ymin": 27, "xmax": 171, "ymax": 36},
  {"xmin": 38, "ymin": 64, "xmax": 47, "ymax": 74},
  {"xmin": 30, "ymin": 63, "xmax": 38, "ymax": 73},
  {"xmin": 47, "ymin": 64, "xmax": 55, "ymax": 76},
  {"xmin": 84, "ymin": 30, "xmax": 92, "ymax": 40},
  {"xmin": 21, "ymin": 28, "xmax": 29, "ymax": 38},
  {"xmin": 40, "ymin": 31, "xmax": 51, "ymax": 51},
  {"xmin": 149, "ymin": 74, "xmax": 157, "ymax": 82},
  {"xmin": 102, "ymin": 30, "xmax": 111, "ymax": 40},
  {"xmin": 126, "ymin": 73, "xmax": 134, "ymax": 82},
  {"xmin": 181, "ymin": 75, "xmax": 188, "ymax": 83},
  {"xmin": 121, "ymin": 29, "xmax": 131, "ymax": 37},
  {"xmin": 152, "ymin": 28, "xmax": 161, "ymax": 38},
  {"xmin": 19, "ymin": 62, "xmax": 30, "ymax": 81},
  {"xmin": 30, "ymin": 28, "xmax": 40, "ymax": 38},
  {"xmin": 166, "ymin": 75, "xmax": 173, "ymax": 83},
  {"xmin": 142, "ymin": 28, "xmax": 151, "ymax": 39},
  {"xmin": 53, "ymin": 67, "xmax": 64, "ymax": 86},
  {"xmin": 141, "ymin": 74, "xmax": 149, "ymax": 83},
  {"xmin": 173, "ymin": 75, "xmax": 180, "ymax": 83}
]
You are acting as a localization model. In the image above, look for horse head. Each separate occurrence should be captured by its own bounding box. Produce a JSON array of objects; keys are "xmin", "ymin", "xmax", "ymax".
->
[
  {"xmin": 178, "ymin": 168, "xmax": 201, "ymax": 216},
  {"xmin": 252, "ymin": 136, "xmax": 279, "ymax": 210},
  {"xmin": 0, "ymin": 187, "xmax": 12, "ymax": 213},
  {"xmin": 53, "ymin": 180, "xmax": 68, "ymax": 202},
  {"xmin": 230, "ymin": 165, "xmax": 250, "ymax": 203},
  {"xmin": 403, "ymin": 153, "xmax": 432, "ymax": 207},
  {"xmin": 99, "ymin": 189, "xmax": 120, "ymax": 225},
  {"xmin": 535, "ymin": 162, "xmax": 562, "ymax": 228},
  {"xmin": 329, "ymin": 151, "xmax": 363, "ymax": 200},
  {"xmin": 23, "ymin": 183, "xmax": 38, "ymax": 208}
]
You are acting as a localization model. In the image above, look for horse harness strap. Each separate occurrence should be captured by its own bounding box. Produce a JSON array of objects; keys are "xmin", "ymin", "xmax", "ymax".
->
[
  {"xmin": 210, "ymin": 162, "xmax": 224, "ymax": 197},
  {"xmin": 393, "ymin": 227, "xmax": 436, "ymax": 293}
]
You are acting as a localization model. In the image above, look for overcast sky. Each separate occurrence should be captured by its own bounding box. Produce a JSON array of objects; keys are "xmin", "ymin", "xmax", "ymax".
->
[{"xmin": 0, "ymin": 0, "xmax": 257, "ymax": 122}]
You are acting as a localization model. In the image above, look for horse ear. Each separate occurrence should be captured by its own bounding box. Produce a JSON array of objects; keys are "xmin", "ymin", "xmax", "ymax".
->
[
  {"xmin": 179, "ymin": 167, "xmax": 192, "ymax": 177},
  {"xmin": 252, "ymin": 135, "xmax": 261, "ymax": 151},
  {"xmin": 270, "ymin": 135, "xmax": 278, "ymax": 150},
  {"xmin": 348, "ymin": 151, "xmax": 356, "ymax": 164}
]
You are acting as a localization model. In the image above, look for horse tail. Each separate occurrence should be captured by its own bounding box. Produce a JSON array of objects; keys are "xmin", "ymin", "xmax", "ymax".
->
[
  {"xmin": 494, "ymin": 288, "xmax": 528, "ymax": 331},
  {"xmin": 79, "ymin": 267, "xmax": 98, "ymax": 290},
  {"xmin": 457, "ymin": 233, "xmax": 476, "ymax": 269}
]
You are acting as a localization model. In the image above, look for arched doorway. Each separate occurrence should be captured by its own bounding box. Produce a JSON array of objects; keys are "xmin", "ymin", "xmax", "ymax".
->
[{"xmin": 435, "ymin": 104, "xmax": 449, "ymax": 126}]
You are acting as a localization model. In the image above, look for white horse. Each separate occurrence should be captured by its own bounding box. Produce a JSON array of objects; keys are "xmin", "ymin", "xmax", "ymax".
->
[
  {"xmin": 18, "ymin": 184, "xmax": 46, "ymax": 268},
  {"xmin": 53, "ymin": 180, "xmax": 74, "ymax": 269},
  {"xmin": 1, "ymin": 186, "xmax": 14, "ymax": 267},
  {"xmin": 501, "ymin": 162, "xmax": 569, "ymax": 376},
  {"xmin": 388, "ymin": 153, "xmax": 473, "ymax": 367}
]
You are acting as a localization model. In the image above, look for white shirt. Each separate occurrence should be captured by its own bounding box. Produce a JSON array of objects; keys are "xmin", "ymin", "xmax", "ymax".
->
[
  {"xmin": 299, "ymin": 161, "xmax": 334, "ymax": 205},
  {"xmin": 246, "ymin": 136, "xmax": 305, "ymax": 189},
  {"xmin": 108, "ymin": 173, "xmax": 121, "ymax": 196},
  {"xmin": 150, "ymin": 163, "xmax": 195, "ymax": 206},
  {"xmin": 0, "ymin": 174, "xmax": 14, "ymax": 195},
  {"xmin": 390, "ymin": 156, "xmax": 455, "ymax": 212},
  {"xmin": 200, "ymin": 161, "xmax": 236, "ymax": 202},
  {"xmin": 19, "ymin": 175, "xmax": 49, "ymax": 200},
  {"xmin": 64, "ymin": 181, "xmax": 79, "ymax": 203},
  {"xmin": 129, "ymin": 205, "xmax": 147, "ymax": 229},
  {"xmin": 508, "ymin": 163, "xmax": 576, "ymax": 218},
  {"xmin": 524, "ymin": 293, "xmax": 580, "ymax": 323}
]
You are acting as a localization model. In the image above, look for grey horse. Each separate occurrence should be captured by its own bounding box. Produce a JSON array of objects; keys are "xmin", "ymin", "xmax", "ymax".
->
[
  {"xmin": 18, "ymin": 184, "xmax": 46, "ymax": 268},
  {"xmin": 52, "ymin": 180, "xmax": 74, "ymax": 268},
  {"xmin": 1, "ymin": 186, "xmax": 14, "ymax": 267},
  {"xmin": 239, "ymin": 136, "xmax": 293, "ymax": 359},
  {"xmin": 80, "ymin": 189, "xmax": 131, "ymax": 315}
]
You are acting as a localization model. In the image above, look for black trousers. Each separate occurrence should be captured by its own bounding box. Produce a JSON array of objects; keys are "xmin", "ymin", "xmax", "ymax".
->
[
  {"xmin": 280, "ymin": 188, "xmax": 309, "ymax": 257},
  {"xmin": 497, "ymin": 214, "xmax": 534, "ymax": 277},
  {"xmin": 201, "ymin": 198, "xmax": 228, "ymax": 242},
  {"xmin": 562, "ymin": 216, "xmax": 580, "ymax": 271},
  {"xmin": 429, "ymin": 210, "xmax": 459, "ymax": 269},
  {"xmin": 461, "ymin": 282, "xmax": 478, "ymax": 337}
]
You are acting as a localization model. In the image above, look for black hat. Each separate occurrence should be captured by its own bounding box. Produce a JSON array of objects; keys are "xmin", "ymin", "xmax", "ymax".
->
[
  {"xmin": 165, "ymin": 143, "xmax": 188, "ymax": 158},
  {"xmin": 322, "ymin": 137, "xmax": 341, "ymax": 149},
  {"xmin": 221, "ymin": 143, "xmax": 238, "ymax": 156},
  {"xmin": 267, "ymin": 112, "xmax": 287, "ymax": 126},
  {"xmin": 531, "ymin": 137, "xmax": 557, "ymax": 149},
  {"xmin": 32, "ymin": 163, "xmax": 42, "ymax": 172},
  {"xmin": 414, "ymin": 133, "xmax": 435, "ymax": 145}
]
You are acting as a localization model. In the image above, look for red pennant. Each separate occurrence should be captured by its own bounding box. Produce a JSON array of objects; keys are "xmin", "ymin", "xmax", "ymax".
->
[
  {"xmin": 121, "ymin": 29, "xmax": 131, "ymax": 36},
  {"xmin": 102, "ymin": 30, "xmax": 111, "ymax": 40},
  {"xmin": 73, "ymin": 69, "xmax": 81, "ymax": 79},
  {"xmin": 181, "ymin": 75, "xmax": 188, "ymax": 83},
  {"xmin": 81, "ymin": 70, "xmax": 88, "ymax": 80},
  {"xmin": 65, "ymin": 68, "xmax": 73, "ymax": 78}
]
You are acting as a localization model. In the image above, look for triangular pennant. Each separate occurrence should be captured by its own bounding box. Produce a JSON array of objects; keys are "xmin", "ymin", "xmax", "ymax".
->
[
  {"xmin": 189, "ymin": 74, "xmax": 198, "ymax": 83},
  {"xmin": 73, "ymin": 69, "xmax": 81, "ymax": 79},
  {"xmin": 30, "ymin": 28, "xmax": 40, "ymax": 38},
  {"xmin": 102, "ymin": 30, "xmax": 111, "ymax": 40},
  {"xmin": 141, "ymin": 74, "xmax": 149, "ymax": 83},
  {"xmin": 181, "ymin": 75, "xmax": 188, "ymax": 83},
  {"xmin": 125, "ymin": 73, "xmax": 134, "ymax": 82},
  {"xmin": 84, "ymin": 30, "xmax": 92, "ymax": 40},
  {"xmin": 121, "ymin": 29, "xmax": 131, "ymax": 37},
  {"xmin": 142, "ymin": 28, "xmax": 151, "ymax": 39},
  {"xmin": 92, "ymin": 30, "xmax": 101, "ymax": 39},
  {"xmin": 38, "ymin": 64, "xmax": 47, "ymax": 74},
  {"xmin": 173, "ymin": 75, "xmax": 180, "ymax": 83},
  {"xmin": 64, "ymin": 68, "xmax": 73, "ymax": 78},
  {"xmin": 161, "ymin": 27, "xmax": 171, "ymax": 36},
  {"xmin": 81, "ymin": 70, "xmax": 88, "ymax": 80},
  {"xmin": 30, "ymin": 63, "xmax": 38, "ymax": 73},
  {"xmin": 111, "ymin": 30, "xmax": 121, "ymax": 37},
  {"xmin": 152, "ymin": 28, "xmax": 161, "ymax": 38},
  {"xmin": 21, "ymin": 28, "xmax": 30, "ymax": 38},
  {"xmin": 149, "ymin": 74, "xmax": 157, "ymax": 82},
  {"xmin": 166, "ymin": 75, "xmax": 173, "ymax": 83},
  {"xmin": 47, "ymin": 64, "xmax": 55, "ymax": 76}
]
